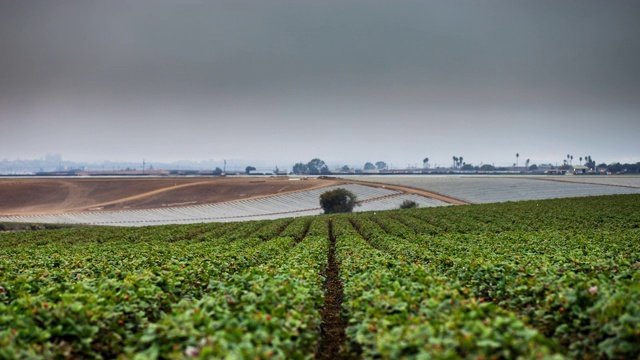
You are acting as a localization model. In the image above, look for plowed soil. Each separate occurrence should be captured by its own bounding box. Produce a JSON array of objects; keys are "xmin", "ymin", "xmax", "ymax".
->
[
  {"xmin": 0, "ymin": 177, "xmax": 334, "ymax": 215},
  {"xmin": 0, "ymin": 176, "xmax": 467, "ymax": 217}
]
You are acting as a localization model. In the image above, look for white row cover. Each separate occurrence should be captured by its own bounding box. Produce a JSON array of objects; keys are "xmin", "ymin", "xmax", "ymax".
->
[{"xmin": 348, "ymin": 175, "xmax": 640, "ymax": 204}]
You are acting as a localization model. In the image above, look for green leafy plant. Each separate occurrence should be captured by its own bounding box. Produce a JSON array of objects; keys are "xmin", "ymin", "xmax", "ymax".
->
[{"xmin": 1, "ymin": 195, "xmax": 639, "ymax": 358}]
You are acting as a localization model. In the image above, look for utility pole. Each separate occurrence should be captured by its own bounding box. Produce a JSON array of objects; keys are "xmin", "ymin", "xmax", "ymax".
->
[
  {"xmin": 142, "ymin": 159, "xmax": 146, "ymax": 175},
  {"xmin": 223, "ymin": 159, "xmax": 226, "ymax": 174}
]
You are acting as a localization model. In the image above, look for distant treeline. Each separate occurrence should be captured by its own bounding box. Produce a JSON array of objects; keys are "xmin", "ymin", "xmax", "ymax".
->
[
  {"xmin": 600, "ymin": 162, "xmax": 640, "ymax": 174},
  {"xmin": 0, "ymin": 222, "xmax": 84, "ymax": 232}
]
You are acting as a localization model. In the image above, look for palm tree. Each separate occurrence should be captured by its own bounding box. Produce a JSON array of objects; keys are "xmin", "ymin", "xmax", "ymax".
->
[
  {"xmin": 459, "ymin": 156, "xmax": 464, "ymax": 169},
  {"xmin": 423, "ymin": 157, "xmax": 429, "ymax": 168},
  {"xmin": 570, "ymin": 155, "xmax": 574, "ymax": 166},
  {"xmin": 586, "ymin": 155, "xmax": 595, "ymax": 170},
  {"xmin": 516, "ymin": 153, "xmax": 519, "ymax": 167},
  {"xmin": 525, "ymin": 158, "xmax": 530, "ymax": 169},
  {"xmin": 452, "ymin": 156, "xmax": 458, "ymax": 169}
]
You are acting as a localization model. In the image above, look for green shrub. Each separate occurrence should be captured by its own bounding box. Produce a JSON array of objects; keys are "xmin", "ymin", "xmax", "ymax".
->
[
  {"xmin": 319, "ymin": 188, "xmax": 360, "ymax": 214},
  {"xmin": 399, "ymin": 199, "xmax": 419, "ymax": 209}
]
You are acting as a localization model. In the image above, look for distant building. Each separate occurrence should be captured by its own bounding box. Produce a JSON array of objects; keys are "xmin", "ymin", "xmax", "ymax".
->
[
  {"xmin": 76, "ymin": 169, "xmax": 170, "ymax": 176},
  {"xmin": 572, "ymin": 166, "xmax": 590, "ymax": 175}
]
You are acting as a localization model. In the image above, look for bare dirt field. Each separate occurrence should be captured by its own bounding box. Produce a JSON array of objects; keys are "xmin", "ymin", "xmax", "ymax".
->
[{"xmin": 0, "ymin": 177, "xmax": 336, "ymax": 216}]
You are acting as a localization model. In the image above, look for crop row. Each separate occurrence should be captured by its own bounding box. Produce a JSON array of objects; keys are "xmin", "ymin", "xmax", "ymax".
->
[
  {"xmin": 340, "ymin": 206, "xmax": 640, "ymax": 359},
  {"xmin": 0, "ymin": 217, "xmax": 329, "ymax": 359},
  {"xmin": 332, "ymin": 216, "xmax": 563, "ymax": 358},
  {"xmin": 393, "ymin": 194, "xmax": 640, "ymax": 234},
  {"xmin": 1, "ymin": 194, "xmax": 639, "ymax": 358}
]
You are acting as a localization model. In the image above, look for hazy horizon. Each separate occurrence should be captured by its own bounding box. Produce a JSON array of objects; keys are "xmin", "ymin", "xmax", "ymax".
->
[{"xmin": 2, "ymin": 1, "xmax": 639, "ymax": 168}]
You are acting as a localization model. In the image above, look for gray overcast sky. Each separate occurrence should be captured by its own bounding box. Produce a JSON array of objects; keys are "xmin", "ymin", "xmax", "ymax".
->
[{"xmin": 1, "ymin": 0, "xmax": 639, "ymax": 169}]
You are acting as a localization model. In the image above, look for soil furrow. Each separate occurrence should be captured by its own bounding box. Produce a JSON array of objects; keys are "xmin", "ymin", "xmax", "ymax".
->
[{"xmin": 317, "ymin": 219, "xmax": 349, "ymax": 359}]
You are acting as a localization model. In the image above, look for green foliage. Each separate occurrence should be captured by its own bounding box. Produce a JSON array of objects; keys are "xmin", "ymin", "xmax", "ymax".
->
[
  {"xmin": 364, "ymin": 162, "xmax": 376, "ymax": 170},
  {"xmin": 605, "ymin": 162, "xmax": 640, "ymax": 173},
  {"xmin": 319, "ymin": 188, "xmax": 360, "ymax": 214},
  {"xmin": 293, "ymin": 158, "xmax": 329, "ymax": 175},
  {"xmin": 245, "ymin": 166, "xmax": 256, "ymax": 174},
  {"xmin": 0, "ymin": 220, "xmax": 326, "ymax": 358},
  {"xmin": 332, "ymin": 216, "xmax": 561, "ymax": 359},
  {"xmin": 375, "ymin": 161, "xmax": 387, "ymax": 170},
  {"xmin": 1, "ymin": 194, "xmax": 639, "ymax": 358},
  {"xmin": 330, "ymin": 194, "xmax": 640, "ymax": 359},
  {"xmin": 307, "ymin": 158, "xmax": 329, "ymax": 175},
  {"xmin": 292, "ymin": 162, "xmax": 308, "ymax": 175},
  {"xmin": 0, "ymin": 222, "xmax": 80, "ymax": 231},
  {"xmin": 398, "ymin": 199, "xmax": 419, "ymax": 209}
]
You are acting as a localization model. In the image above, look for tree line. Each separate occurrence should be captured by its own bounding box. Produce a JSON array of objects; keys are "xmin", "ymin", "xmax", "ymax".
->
[{"xmin": 293, "ymin": 158, "xmax": 330, "ymax": 175}]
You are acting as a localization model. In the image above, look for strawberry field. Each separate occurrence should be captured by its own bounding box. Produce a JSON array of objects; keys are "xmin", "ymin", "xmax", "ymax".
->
[{"xmin": 1, "ymin": 194, "xmax": 639, "ymax": 359}]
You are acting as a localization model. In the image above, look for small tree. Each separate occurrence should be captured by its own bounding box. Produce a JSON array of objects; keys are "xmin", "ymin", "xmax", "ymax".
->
[
  {"xmin": 307, "ymin": 158, "xmax": 329, "ymax": 175},
  {"xmin": 399, "ymin": 199, "xmax": 419, "ymax": 209},
  {"xmin": 364, "ymin": 162, "xmax": 376, "ymax": 170},
  {"xmin": 245, "ymin": 166, "xmax": 256, "ymax": 174},
  {"xmin": 375, "ymin": 161, "xmax": 387, "ymax": 170},
  {"xmin": 293, "ymin": 162, "xmax": 308, "ymax": 175},
  {"xmin": 319, "ymin": 188, "xmax": 360, "ymax": 214}
]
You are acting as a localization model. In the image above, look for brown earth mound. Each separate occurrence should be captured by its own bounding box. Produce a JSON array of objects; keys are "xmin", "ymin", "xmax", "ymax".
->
[{"xmin": 0, "ymin": 177, "xmax": 335, "ymax": 216}]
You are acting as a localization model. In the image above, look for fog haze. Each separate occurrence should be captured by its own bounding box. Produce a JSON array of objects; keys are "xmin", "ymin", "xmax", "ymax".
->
[{"xmin": 1, "ymin": 1, "xmax": 639, "ymax": 169}]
